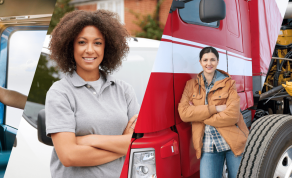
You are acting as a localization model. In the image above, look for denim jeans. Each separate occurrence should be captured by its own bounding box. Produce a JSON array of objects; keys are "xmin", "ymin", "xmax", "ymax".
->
[{"xmin": 200, "ymin": 145, "xmax": 242, "ymax": 178}]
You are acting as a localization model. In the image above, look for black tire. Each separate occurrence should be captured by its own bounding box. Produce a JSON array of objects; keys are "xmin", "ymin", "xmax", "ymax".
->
[{"xmin": 237, "ymin": 114, "xmax": 292, "ymax": 178}]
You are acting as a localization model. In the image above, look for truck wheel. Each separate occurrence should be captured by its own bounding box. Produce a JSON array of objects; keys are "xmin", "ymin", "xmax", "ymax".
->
[{"xmin": 237, "ymin": 114, "xmax": 292, "ymax": 178}]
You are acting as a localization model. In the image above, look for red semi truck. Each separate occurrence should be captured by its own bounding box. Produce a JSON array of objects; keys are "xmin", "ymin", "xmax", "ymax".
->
[{"xmin": 121, "ymin": 0, "xmax": 290, "ymax": 178}]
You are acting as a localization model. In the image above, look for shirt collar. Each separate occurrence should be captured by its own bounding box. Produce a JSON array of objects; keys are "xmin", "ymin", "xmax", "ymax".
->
[
  {"xmin": 68, "ymin": 71, "xmax": 115, "ymax": 87},
  {"xmin": 202, "ymin": 70, "xmax": 217, "ymax": 87}
]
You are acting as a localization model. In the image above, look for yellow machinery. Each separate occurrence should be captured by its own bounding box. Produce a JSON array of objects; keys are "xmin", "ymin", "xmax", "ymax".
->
[
  {"xmin": 282, "ymin": 81, "xmax": 292, "ymax": 95},
  {"xmin": 264, "ymin": 28, "xmax": 292, "ymax": 92}
]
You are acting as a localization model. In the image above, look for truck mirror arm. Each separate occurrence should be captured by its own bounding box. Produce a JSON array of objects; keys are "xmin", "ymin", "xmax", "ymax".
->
[{"xmin": 169, "ymin": 1, "xmax": 186, "ymax": 13}]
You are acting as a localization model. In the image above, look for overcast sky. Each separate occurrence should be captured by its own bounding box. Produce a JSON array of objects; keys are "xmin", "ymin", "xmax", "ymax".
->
[{"xmin": 275, "ymin": 0, "xmax": 289, "ymax": 18}]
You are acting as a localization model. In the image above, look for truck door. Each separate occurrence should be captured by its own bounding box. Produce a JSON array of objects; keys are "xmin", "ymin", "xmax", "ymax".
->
[
  {"xmin": 226, "ymin": 0, "xmax": 253, "ymax": 111},
  {"xmin": 0, "ymin": 27, "xmax": 47, "ymax": 174},
  {"xmin": 225, "ymin": 0, "xmax": 243, "ymax": 53},
  {"xmin": 169, "ymin": 0, "xmax": 228, "ymax": 177}
]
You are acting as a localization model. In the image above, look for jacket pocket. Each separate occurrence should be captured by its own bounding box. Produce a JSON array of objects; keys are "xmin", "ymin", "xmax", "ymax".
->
[
  {"xmin": 225, "ymin": 126, "xmax": 247, "ymax": 150},
  {"xmin": 236, "ymin": 124, "xmax": 247, "ymax": 138},
  {"xmin": 211, "ymin": 93, "xmax": 228, "ymax": 105},
  {"xmin": 191, "ymin": 92, "xmax": 203, "ymax": 105}
]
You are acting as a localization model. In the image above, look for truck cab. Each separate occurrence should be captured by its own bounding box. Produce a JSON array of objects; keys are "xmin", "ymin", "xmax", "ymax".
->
[{"xmin": 121, "ymin": 0, "xmax": 285, "ymax": 177}]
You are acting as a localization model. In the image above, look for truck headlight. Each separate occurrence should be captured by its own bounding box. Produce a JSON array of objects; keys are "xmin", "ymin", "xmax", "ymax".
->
[{"xmin": 129, "ymin": 148, "xmax": 157, "ymax": 178}]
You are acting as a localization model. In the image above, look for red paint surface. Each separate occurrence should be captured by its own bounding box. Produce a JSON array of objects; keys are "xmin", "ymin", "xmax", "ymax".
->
[
  {"xmin": 225, "ymin": 0, "xmax": 243, "ymax": 52},
  {"xmin": 249, "ymin": 0, "xmax": 283, "ymax": 75},
  {"xmin": 174, "ymin": 73, "xmax": 197, "ymax": 125},
  {"xmin": 238, "ymin": 92, "xmax": 247, "ymax": 111},
  {"xmin": 171, "ymin": 1, "xmax": 252, "ymax": 58},
  {"xmin": 135, "ymin": 73, "xmax": 175, "ymax": 133},
  {"xmin": 250, "ymin": 109, "xmax": 256, "ymax": 121},
  {"xmin": 160, "ymin": 139, "xmax": 179, "ymax": 158},
  {"xmin": 230, "ymin": 75, "xmax": 244, "ymax": 92},
  {"xmin": 162, "ymin": 13, "xmax": 172, "ymax": 36},
  {"xmin": 172, "ymin": 10, "xmax": 226, "ymax": 52},
  {"xmin": 120, "ymin": 138, "xmax": 135, "ymax": 178},
  {"xmin": 245, "ymin": 76, "xmax": 253, "ymax": 91},
  {"xmin": 246, "ymin": 90, "xmax": 254, "ymax": 108},
  {"xmin": 239, "ymin": 0, "xmax": 252, "ymax": 61},
  {"xmin": 130, "ymin": 129, "xmax": 181, "ymax": 178},
  {"xmin": 176, "ymin": 121, "xmax": 200, "ymax": 177}
]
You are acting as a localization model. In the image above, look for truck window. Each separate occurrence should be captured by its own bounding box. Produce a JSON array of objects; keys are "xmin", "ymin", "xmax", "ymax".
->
[
  {"xmin": 5, "ymin": 30, "xmax": 47, "ymax": 129},
  {"xmin": 178, "ymin": 0, "xmax": 219, "ymax": 28}
]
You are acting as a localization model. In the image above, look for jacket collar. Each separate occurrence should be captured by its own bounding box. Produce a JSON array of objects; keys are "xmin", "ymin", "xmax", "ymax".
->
[
  {"xmin": 68, "ymin": 70, "xmax": 115, "ymax": 87},
  {"xmin": 197, "ymin": 69, "xmax": 230, "ymax": 91}
]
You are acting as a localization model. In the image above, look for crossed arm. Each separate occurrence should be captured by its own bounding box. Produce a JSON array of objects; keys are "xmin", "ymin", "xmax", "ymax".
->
[
  {"xmin": 47, "ymin": 84, "xmax": 140, "ymax": 167},
  {"xmin": 0, "ymin": 87, "xmax": 27, "ymax": 109},
  {"xmin": 51, "ymin": 114, "xmax": 137, "ymax": 167},
  {"xmin": 178, "ymin": 80, "xmax": 240, "ymax": 127}
]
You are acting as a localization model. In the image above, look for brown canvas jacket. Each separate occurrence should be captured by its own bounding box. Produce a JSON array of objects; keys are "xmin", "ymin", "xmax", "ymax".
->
[{"xmin": 178, "ymin": 69, "xmax": 249, "ymax": 159}]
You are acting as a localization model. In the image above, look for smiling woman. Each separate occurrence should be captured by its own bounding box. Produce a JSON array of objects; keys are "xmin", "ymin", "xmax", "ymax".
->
[
  {"xmin": 178, "ymin": 46, "xmax": 249, "ymax": 178},
  {"xmin": 45, "ymin": 10, "xmax": 139, "ymax": 178},
  {"xmin": 73, "ymin": 26, "xmax": 105, "ymax": 81}
]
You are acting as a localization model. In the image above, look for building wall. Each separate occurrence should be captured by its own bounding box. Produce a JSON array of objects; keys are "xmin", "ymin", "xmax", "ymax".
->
[
  {"xmin": 159, "ymin": 0, "xmax": 172, "ymax": 29},
  {"xmin": 124, "ymin": 0, "xmax": 172, "ymax": 35},
  {"xmin": 73, "ymin": 0, "xmax": 172, "ymax": 36},
  {"xmin": 124, "ymin": 0, "xmax": 156, "ymax": 35},
  {"xmin": 75, "ymin": 4, "xmax": 97, "ymax": 11}
]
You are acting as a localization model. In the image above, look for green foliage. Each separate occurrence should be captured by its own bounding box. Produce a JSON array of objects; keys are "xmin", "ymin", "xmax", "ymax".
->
[
  {"xmin": 47, "ymin": 0, "xmax": 74, "ymax": 34},
  {"xmin": 130, "ymin": 0, "xmax": 164, "ymax": 40},
  {"xmin": 27, "ymin": 55, "xmax": 60, "ymax": 104}
]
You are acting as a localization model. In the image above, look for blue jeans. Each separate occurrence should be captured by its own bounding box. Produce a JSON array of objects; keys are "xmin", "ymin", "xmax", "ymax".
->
[{"xmin": 200, "ymin": 146, "xmax": 242, "ymax": 178}]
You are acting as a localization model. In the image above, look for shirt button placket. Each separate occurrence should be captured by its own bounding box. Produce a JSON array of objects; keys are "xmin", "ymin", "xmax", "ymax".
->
[{"xmin": 86, "ymin": 84, "xmax": 97, "ymax": 96}]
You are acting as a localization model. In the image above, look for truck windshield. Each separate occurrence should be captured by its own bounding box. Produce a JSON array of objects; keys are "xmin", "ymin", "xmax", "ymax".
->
[
  {"xmin": 179, "ymin": 0, "xmax": 219, "ymax": 28},
  {"xmin": 6, "ymin": 30, "xmax": 47, "ymax": 129}
]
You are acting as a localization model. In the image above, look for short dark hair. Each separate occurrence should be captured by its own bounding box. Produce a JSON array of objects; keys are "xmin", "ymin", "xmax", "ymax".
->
[
  {"xmin": 49, "ymin": 10, "xmax": 130, "ymax": 75},
  {"xmin": 199, "ymin": 46, "xmax": 219, "ymax": 60}
]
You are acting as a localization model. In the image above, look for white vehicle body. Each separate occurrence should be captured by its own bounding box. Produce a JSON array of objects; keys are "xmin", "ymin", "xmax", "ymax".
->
[{"xmin": 4, "ymin": 36, "xmax": 160, "ymax": 178}]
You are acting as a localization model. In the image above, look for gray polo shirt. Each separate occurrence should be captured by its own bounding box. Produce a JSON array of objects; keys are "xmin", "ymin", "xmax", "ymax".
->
[{"xmin": 45, "ymin": 71, "xmax": 140, "ymax": 178}]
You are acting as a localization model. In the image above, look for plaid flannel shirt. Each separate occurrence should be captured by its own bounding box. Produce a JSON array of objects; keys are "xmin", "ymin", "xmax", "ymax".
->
[{"xmin": 202, "ymin": 70, "xmax": 231, "ymax": 152}]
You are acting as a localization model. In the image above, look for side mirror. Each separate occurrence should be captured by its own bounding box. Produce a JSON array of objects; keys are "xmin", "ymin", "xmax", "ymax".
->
[
  {"xmin": 13, "ymin": 137, "xmax": 17, "ymax": 147},
  {"xmin": 169, "ymin": 0, "xmax": 194, "ymax": 13},
  {"xmin": 37, "ymin": 109, "xmax": 53, "ymax": 146},
  {"xmin": 199, "ymin": 0, "xmax": 226, "ymax": 23}
]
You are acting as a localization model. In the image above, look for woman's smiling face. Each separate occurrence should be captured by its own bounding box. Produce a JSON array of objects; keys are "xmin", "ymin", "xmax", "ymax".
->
[
  {"xmin": 200, "ymin": 52, "xmax": 219, "ymax": 75},
  {"xmin": 74, "ymin": 25, "xmax": 105, "ymax": 76}
]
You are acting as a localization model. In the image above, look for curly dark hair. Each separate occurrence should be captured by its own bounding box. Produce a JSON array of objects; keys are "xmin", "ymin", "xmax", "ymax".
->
[{"xmin": 49, "ymin": 10, "xmax": 130, "ymax": 75}]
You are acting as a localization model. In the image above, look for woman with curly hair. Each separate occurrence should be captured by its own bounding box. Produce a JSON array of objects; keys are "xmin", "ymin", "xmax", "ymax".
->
[{"xmin": 45, "ymin": 10, "xmax": 139, "ymax": 178}]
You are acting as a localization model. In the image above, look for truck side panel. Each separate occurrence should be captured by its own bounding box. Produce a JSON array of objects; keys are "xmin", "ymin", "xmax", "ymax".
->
[
  {"xmin": 134, "ymin": 15, "xmax": 175, "ymax": 134},
  {"xmin": 250, "ymin": 0, "xmax": 283, "ymax": 75}
]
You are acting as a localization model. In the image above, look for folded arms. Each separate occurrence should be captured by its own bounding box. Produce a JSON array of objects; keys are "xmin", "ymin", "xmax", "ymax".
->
[{"xmin": 178, "ymin": 80, "xmax": 240, "ymax": 128}]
